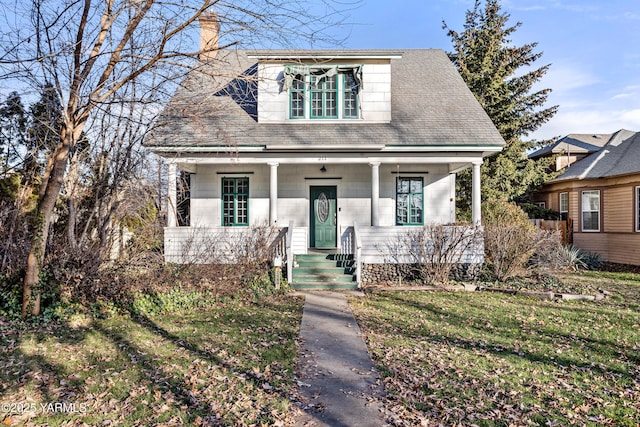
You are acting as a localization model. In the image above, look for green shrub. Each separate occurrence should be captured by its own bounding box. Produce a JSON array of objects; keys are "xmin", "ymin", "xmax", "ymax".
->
[
  {"xmin": 0, "ymin": 273, "xmax": 22, "ymax": 319},
  {"xmin": 519, "ymin": 202, "xmax": 560, "ymax": 220},
  {"xmin": 547, "ymin": 244, "xmax": 603, "ymax": 272},
  {"xmin": 131, "ymin": 287, "xmax": 219, "ymax": 316}
]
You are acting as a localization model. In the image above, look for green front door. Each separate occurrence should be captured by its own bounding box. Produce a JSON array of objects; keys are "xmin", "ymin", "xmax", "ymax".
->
[{"xmin": 310, "ymin": 186, "xmax": 337, "ymax": 248}]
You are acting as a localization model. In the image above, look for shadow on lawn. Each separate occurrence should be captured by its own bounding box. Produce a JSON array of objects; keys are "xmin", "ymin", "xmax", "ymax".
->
[
  {"xmin": 377, "ymin": 292, "xmax": 638, "ymax": 381},
  {"xmin": 2, "ymin": 298, "xmax": 300, "ymax": 425},
  {"xmin": 3, "ymin": 327, "xmax": 87, "ymax": 405}
]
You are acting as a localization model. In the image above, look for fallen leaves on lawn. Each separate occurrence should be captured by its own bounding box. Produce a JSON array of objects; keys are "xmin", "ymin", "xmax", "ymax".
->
[
  {"xmin": 351, "ymin": 288, "xmax": 640, "ymax": 426},
  {"xmin": 0, "ymin": 295, "xmax": 304, "ymax": 426}
]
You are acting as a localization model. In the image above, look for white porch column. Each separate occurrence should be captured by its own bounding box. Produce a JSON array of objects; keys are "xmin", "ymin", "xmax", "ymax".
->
[
  {"xmin": 370, "ymin": 161, "xmax": 381, "ymax": 226},
  {"xmin": 472, "ymin": 160, "xmax": 482, "ymax": 224},
  {"xmin": 268, "ymin": 162, "xmax": 278, "ymax": 225},
  {"xmin": 167, "ymin": 162, "xmax": 177, "ymax": 227}
]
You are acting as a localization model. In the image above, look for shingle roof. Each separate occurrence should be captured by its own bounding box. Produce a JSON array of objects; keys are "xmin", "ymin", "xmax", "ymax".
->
[
  {"xmin": 529, "ymin": 133, "xmax": 611, "ymax": 159},
  {"xmin": 147, "ymin": 49, "xmax": 505, "ymax": 150},
  {"xmin": 550, "ymin": 129, "xmax": 640, "ymax": 181}
]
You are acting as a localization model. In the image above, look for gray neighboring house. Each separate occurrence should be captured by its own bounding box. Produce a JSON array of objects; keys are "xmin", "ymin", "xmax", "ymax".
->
[{"xmin": 146, "ymin": 23, "xmax": 505, "ymax": 288}]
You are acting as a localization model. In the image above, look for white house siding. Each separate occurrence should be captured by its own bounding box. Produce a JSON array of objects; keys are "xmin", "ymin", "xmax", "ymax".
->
[
  {"xmin": 188, "ymin": 162, "xmax": 455, "ymax": 232},
  {"xmin": 257, "ymin": 62, "xmax": 392, "ymax": 123}
]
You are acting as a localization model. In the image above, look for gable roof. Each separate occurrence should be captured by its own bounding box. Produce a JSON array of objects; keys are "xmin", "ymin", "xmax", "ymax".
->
[
  {"xmin": 529, "ymin": 133, "xmax": 611, "ymax": 159},
  {"xmin": 146, "ymin": 49, "xmax": 505, "ymax": 152},
  {"xmin": 550, "ymin": 129, "xmax": 640, "ymax": 182}
]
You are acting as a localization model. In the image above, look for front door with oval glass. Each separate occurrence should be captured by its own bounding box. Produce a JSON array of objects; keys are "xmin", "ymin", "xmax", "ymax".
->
[{"xmin": 310, "ymin": 186, "xmax": 337, "ymax": 248}]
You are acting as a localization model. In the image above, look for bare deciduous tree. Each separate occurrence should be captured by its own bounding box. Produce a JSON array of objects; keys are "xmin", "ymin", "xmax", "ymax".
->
[{"xmin": 0, "ymin": 0, "xmax": 353, "ymax": 317}]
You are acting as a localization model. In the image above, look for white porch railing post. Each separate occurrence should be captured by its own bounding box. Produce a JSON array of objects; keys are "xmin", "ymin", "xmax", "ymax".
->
[
  {"xmin": 369, "ymin": 162, "xmax": 381, "ymax": 226},
  {"xmin": 472, "ymin": 160, "xmax": 482, "ymax": 225},
  {"xmin": 353, "ymin": 220, "xmax": 363, "ymax": 287},
  {"xmin": 167, "ymin": 162, "xmax": 177, "ymax": 227},
  {"xmin": 268, "ymin": 162, "xmax": 279, "ymax": 225},
  {"xmin": 286, "ymin": 220, "xmax": 294, "ymax": 284}
]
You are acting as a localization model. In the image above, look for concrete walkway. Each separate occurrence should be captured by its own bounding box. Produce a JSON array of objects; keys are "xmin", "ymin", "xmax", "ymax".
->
[{"xmin": 293, "ymin": 291, "xmax": 387, "ymax": 427}]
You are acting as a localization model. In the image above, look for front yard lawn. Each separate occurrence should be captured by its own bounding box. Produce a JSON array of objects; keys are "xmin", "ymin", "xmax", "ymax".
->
[
  {"xmin": 0, "ymin": 295, "xmax": 303, "ymax": 426},
  {"xmin": 350, "ymin": 271, "xmax": 640, "ymax": 426}
]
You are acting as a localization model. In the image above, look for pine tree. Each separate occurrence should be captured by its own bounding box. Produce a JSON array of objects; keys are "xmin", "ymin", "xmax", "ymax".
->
[
  {"xmin": 443, "ymin": 0, "xmax": 558, "ymax": 216},
  {"xmin": 0, "ymin": 92, "xmax": 29, "ymax": 179}
]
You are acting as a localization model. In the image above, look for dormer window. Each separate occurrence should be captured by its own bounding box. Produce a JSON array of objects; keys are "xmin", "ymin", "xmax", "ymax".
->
[
  {"xmin": 284, "ymin": 65, "xmax": 362, "ymax": 120},
  {"xmin": 311, "ymin": 74, "xmax": 338, "ymax": 118}
]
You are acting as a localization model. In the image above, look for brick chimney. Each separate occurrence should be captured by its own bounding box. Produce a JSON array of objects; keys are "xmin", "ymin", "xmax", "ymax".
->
[{"xmin": 199, "ymin": 12, "xmax": 219, "ymax": 60}]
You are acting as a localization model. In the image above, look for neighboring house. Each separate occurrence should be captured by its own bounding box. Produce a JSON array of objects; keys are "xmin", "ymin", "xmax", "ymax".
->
[
  {"xmin": 145, "ymin": 17, "xmax": 505, "ymax": 288},
  {"xmin": 529, "ymin": 132, "xmax": 611, "ymax": 174},
  {"xmin": 531, "ymin": 129, "xmax": 640, "ymax": 266}
]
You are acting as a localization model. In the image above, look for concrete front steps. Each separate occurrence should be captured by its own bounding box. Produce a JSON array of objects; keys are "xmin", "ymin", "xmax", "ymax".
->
[{"xmin": 292, "ymin": 253, "xmax": 357, "ymax": 290}]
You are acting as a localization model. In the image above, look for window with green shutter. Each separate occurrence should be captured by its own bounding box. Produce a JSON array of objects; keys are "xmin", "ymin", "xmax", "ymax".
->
[{"xmin": 222, "ymin": 177, "xmax": 249, "ymax": 226}]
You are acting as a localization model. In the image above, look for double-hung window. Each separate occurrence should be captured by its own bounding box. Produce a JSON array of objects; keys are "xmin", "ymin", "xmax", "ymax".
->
[
  {"xmin": 396, "ymin": 177, "xmax": 423, "ymax": 225},
  {"xmin": 581, "ymin": 190, "xmax": 600, "ymax": 232},
  {"xmin": 287, "ymin": 66, "xmax": 361, "ymax": 119},
  {"xmin": 222, "ymin": 177, "xmax": 249, "ymax": 226},
  {"xmin": 559, "ymin": 192, "xmax": 568, "ymax": 221},
  {"xmin": 636, "ymin": 186, "xmax": 640, "ymax": 232}
]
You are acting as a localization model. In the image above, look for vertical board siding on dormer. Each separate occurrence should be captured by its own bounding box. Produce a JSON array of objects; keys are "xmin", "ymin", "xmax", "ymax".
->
[{"xmin": 257, "ymin": 62, "xmax": 392, "ymax": 123}]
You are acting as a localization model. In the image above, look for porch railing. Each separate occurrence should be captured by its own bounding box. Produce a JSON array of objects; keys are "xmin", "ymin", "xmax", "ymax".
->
[
  {"xmin": 286, "ymin": 220, "xmax": 294, "ymax": 284},
  {"xmin": 353, "ymin": 220, "xmax": 363, "ymax": 287}
]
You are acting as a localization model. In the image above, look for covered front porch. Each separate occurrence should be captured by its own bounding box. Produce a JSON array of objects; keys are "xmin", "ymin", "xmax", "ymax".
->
[
  {"xmin": 161, "ymin": 151, "xmax": 486, "ymax": 289},
  {"xmin": 165, "ymin": 151, "xmax": 484, "ymax": 230}
]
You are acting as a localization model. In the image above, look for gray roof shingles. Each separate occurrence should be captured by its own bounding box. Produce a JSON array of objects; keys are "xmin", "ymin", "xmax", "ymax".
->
[
  {"xmin": 529, "ymin": 133, "xmax": 611, "ymax": 159},
  {"xmin": 551, "ymin": 129, "xmax": 640, "ymax": 181},
  {"xmin": 147, "ymin": 49, "xmax": 505, "ymax": 150}
]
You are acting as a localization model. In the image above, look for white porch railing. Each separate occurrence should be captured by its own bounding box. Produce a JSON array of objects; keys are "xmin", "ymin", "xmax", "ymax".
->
[
  {"xmin": 285, "ymin": 221, "xmax": 294, "ymax": 284},
  {"xmin": 353, "ymin": 221, "xmax": 363, "ymax": 286},
  {"xmin": 342, "ymin": 224, "xmax": 484, "ymax": 265},
  {"xmin": 164, "ymin": 225, "xmax": 285, "ymax": 264}
]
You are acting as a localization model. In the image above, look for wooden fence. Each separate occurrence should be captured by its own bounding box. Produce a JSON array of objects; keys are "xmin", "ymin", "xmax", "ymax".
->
[{"xmin": 530, "ymin": 219, "xmax": 572, "ymax": 244}]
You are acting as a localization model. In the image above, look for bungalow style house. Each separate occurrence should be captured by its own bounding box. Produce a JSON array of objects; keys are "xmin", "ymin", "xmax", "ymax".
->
[
  {"xmin": 531, "ymin": 129, "xmax": 640, "ymax": 266},
  {"xmin": 145, "ymin": 18, "xmax": 505, "ymax": 288},
  {"xmin": 529, "ymin": 133, "xmax": 611, "ymax": 173}
]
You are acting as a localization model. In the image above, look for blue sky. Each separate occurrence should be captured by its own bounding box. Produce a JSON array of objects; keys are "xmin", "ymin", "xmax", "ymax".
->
[{"xmin": 336, "ymin": 0, "xmax": 640, "ymax": 141}]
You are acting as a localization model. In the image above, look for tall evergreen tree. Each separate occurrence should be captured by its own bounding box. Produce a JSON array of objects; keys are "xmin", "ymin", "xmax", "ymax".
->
[
  {"xmin": 443, "ymin": 0, "xmax": 558, "ymax": 215},
  {"xmin": 29, "ymin": 82, "xmax": 63, "ymax": 179},
  {"xmin": 0, "ymin": 92, "xmax": 29, "ymax": 178}
]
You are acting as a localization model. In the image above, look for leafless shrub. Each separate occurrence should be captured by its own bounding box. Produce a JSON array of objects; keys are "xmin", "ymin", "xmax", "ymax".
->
[
  {"xmin": 385, "ymin": 224, "xmax": 483, "ymax": 286},
  {"xmin": 484, "ymin": 224, "xmax": 560, "ymax": 281},
  {"xmin": 168, "ymin": 222, "xmax": 282, "ymax": 267},
  {"xmin": 481, "ymin": 200, "xmax": 563, "ymax": 281}
]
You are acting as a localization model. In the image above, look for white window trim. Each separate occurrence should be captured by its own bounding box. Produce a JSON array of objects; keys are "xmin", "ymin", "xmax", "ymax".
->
[
  {"xmin": 636, "ymin": 186, "xmax": 640, "ymax": 232},
  {"xmin": 559, "ymin": 192, "xmax": 568, "ymax": 220},
  {"xmin": 581, "ymin": 190, "xmax": 600, "ymax": 232}
]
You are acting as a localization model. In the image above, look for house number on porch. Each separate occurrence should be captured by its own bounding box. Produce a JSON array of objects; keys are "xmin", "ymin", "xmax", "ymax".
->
[{"xmin": 317, "ymin": 192, "xmax": 329, "ymax": 223}]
